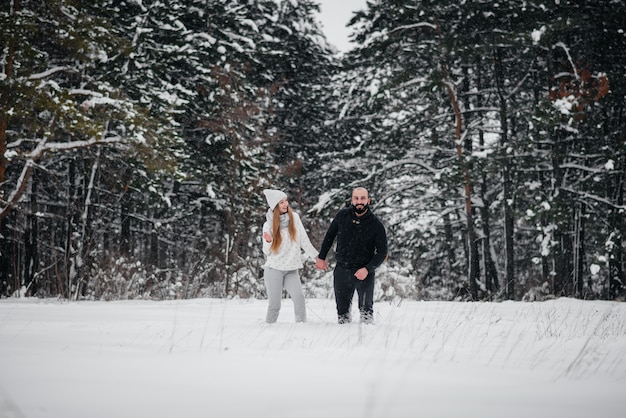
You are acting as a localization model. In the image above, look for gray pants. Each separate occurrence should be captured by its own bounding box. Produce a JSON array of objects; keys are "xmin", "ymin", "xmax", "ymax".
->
[{"xmin": 263, "ymin": 267, "xmax": 306, "ymax": 323}]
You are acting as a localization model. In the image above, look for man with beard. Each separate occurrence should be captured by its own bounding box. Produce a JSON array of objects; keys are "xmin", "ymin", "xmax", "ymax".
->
[{"xmin": 316, "ymin": 187, "xmax": 388, "ymax": 324}]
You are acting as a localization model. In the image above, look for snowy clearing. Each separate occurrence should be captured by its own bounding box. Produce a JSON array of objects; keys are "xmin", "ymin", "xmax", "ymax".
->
[{"xmin": 0, "ymin": 297, "xmax": 624, "ymax": 418}]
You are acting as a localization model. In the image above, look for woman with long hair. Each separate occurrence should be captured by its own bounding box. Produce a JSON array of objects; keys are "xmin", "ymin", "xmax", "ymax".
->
[{"xmin": 262, "ymin": 189, "xmax": 319, "ymax": 323}]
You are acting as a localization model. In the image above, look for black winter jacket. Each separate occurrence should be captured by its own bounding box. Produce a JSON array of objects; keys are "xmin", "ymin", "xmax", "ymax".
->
[{"xmin": 318, "ymin": 207, "xmax": 388, "ymax": 272}]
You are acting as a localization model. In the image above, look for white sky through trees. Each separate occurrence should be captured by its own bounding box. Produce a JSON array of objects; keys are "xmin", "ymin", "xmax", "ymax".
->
[{"xmin": 316, "ymin": 0, "xmax": 367, "ymax": 53}]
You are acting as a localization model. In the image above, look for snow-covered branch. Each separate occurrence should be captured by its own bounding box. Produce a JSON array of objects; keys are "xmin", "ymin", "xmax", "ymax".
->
[
  {"xmin": 28, "ymin": 66, "xmax": 76, "ymax": 80},
  {"xmin": 69, "ymin": 89, "xmax": 104, "ymax": 97},
  {"xmin": 562, "ymin": 187, "xmax": 626, "ymax": 210},
  {"xmin": 559, "ymin": 163, "xmax": 609, "ymax": 174},
  {"xmin": 0, "ymin": 135, "xmax": 122, "ymax": 221},
  {"xmin": 553, "ymin": 42, "xmax": 579, "ymax": 80},
  {"xmin": 389, "ymin": 22, "xmax": 437, "ymax": 34},
  {"xmin": 25, "ymin": 136, "xmax": 122, "ymax": 159}
]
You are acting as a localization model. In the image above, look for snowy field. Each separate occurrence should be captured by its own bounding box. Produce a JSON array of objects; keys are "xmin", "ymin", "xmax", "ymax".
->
[{"xmin": 0, "ymin": 297, "xmax": 624, "ymax": 418}]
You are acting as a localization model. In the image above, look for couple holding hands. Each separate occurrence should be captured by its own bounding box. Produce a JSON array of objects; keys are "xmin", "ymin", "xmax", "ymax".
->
[{"xmin": 261, "ymin": 187, "xmax": 388, "ymax": 325}]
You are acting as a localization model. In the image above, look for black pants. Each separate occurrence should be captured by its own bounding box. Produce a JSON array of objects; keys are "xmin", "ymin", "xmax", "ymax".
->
[{"xmin": 333, "ymin": 266, "xmax": 375, "ymax": 324}]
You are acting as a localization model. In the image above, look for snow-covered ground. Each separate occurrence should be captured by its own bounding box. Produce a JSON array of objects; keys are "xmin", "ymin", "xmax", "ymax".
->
[{"xmin": 0, "ymin": 297, "xmax": 624, "ymax": 418}]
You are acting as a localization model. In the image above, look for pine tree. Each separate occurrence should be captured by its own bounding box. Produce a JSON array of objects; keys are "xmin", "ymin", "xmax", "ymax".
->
[{"xmin": 0, "ymin": 0, "xmax": 179, "ymax": 298}]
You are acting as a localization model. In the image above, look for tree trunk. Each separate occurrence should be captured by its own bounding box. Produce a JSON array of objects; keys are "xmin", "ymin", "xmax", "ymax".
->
[
  {"xmin": 573, "ymin": 202, "xmax": 585, "ymax": 298},
  {"xmin": 435, "ymin": 18, "xmax": 478, "ymax": 300},
  {"xmin": 25, "ymin": 172, "xmax": 39, "ymax": 296},
  {"xmin": 78, "ymin": 151, "xmax": 100, "ymax": 299},
  {"xmin": 65, "ymin": 159, "xmax": 76, "ymax": 299},
  {"xmin": 494, "ymin": 46, "xmax": 515, "ymax": 299},
  {"xmin": 475, "ymin": 53, "xmax": 499, "ymax": 296},
  {"xmin": 608, "ymin": 161, "xmax": 624, "ymax": 299},
  {"xmin": 479, "ymin": 193, "xmax": 500, "ymax": 295},
  {"xmin": 0, "ymin": 0, "xmax": 18, "ymax": 190},
  {"xmin": 0, "ymin": 2, "xmax": 16, "ymax": 248},
  {"xmin": 442, "ymin": 206, "xmax": 456, "ymax": 278},
  {"xmin": 550, "ymin": 135, "xmax": 574, "ymax": 297},
  {"xmin": 120, "ymin": 169, "xmax": 132, "ymax": 257}
]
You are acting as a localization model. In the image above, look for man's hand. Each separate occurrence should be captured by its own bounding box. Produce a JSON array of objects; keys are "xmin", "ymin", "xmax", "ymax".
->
[
  {"xmin": 354, "ymin": 267, "xmax": 368, "ymax": 280},
  {"xmin": 315, "ymin": 257, "xmax": 328, "ymax": 271},
  {"xmin": 263, "ymin": 232, "xmax": 272, "ymax": 243}
]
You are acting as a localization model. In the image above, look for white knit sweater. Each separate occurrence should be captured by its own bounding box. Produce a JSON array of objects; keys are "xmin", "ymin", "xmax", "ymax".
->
[{"xmin": 262, "ymin": 210, "xmax": 318, "ymax": 271}]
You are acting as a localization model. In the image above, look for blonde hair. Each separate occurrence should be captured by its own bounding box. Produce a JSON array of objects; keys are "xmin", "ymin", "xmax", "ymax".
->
[{"xmin": 269, "ymin": 206, "xmax": 297, "ymax": 253}]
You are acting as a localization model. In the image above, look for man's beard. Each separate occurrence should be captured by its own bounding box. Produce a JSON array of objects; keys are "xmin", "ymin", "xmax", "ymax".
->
[{"xmin": 352, "ymin": 203, "xmax": 369, "ymax": 214}]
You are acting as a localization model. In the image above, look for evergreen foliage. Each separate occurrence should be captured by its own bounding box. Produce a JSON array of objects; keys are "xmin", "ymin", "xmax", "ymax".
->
[{"xmin": 1, "ymin": 0, "xmax": 624, "ymax": 301}]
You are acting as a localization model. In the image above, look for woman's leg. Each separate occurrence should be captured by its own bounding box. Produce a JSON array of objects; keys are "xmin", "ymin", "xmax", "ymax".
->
[
  {"xmin": 283, "ymin": 269, "xmax": 306, "ymax": 322},
  {"xmin": 264, "ymin": 267, "xmax": 284, "ymax": 323}
]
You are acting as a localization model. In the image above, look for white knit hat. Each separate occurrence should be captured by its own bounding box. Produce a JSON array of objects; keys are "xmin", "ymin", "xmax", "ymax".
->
[{"xmin": 263, "ymin": 189, "xmax": 287, "ymax": 211}]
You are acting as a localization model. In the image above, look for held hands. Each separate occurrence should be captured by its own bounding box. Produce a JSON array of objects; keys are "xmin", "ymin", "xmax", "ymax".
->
[
  {"xmin": 314, "ymin": 258, "xmax": 367, "ymax": 278},
  {"xmin": 354, "ymin": 267, "xmax": 368, "ymax": 281},
  {"xmin": 315, "ymin": 257, "xmax": 328, "ymax": 271},
  {"xmin": 263, "ymin": 232, "xmax": 272, "ymax": 243}
]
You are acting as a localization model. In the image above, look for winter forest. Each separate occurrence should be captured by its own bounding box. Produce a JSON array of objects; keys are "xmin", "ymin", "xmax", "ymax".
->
[{"xmin": 1, "ymin": 0, "xmax": 625, "ymax": 303}]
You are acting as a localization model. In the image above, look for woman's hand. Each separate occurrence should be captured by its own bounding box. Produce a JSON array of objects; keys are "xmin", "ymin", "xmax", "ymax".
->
[
  {"xmin": 315, "ymin": 257, "xmax": 328, "ymax": 271},
  {"xmin": 263, "ymin": 232, "xmax": 273, "ymax": 243}
]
